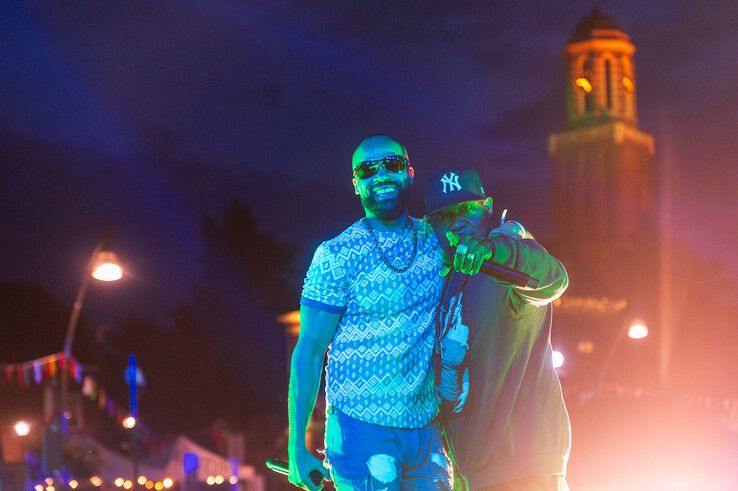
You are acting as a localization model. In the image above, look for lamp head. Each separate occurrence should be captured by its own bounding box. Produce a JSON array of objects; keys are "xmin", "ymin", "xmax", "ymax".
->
[
  {"xmin": 91, "ymin": 250, "xmax": 123, "ymax": 281},
  {"xmin": 627, "ymin": 319, "xmax": 649, "ymax": 339},
  {"xmin": 14, "ymin": 420, "xmax": 30, "ymax": 436}
]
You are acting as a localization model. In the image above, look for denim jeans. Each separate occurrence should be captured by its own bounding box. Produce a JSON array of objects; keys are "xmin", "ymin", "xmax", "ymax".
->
[{"xmin": 324, "ymin": 406, "xmax": 453, "ymax": 490}]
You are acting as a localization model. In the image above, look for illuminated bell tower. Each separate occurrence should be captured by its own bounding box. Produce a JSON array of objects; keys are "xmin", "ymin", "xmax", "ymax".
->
[
  {"xmin": 564, "ymin": 9, "xmax": 639, "ymax": 129},
  {"xmin": 549, "ymin": 8, "xmax": 655, "ymax": 294}
]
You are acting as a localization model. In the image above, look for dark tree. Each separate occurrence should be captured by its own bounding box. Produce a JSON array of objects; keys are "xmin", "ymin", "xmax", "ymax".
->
[
  {"xmin": 165, "ymin": 199, "xmax": 298, "ymax": 464},
  {"xmin": 200, "ymin": 198, "xmax": 299, "ymax": 312},
  {"xmin": 0, "ymin": 282, "xmax": 69, "ymax": 362}
]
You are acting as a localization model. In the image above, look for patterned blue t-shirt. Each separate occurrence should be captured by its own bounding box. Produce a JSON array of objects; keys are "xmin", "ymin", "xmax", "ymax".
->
[{"xmin": 301, "ymin": 217, "xmax": 443, "ymax": 428}]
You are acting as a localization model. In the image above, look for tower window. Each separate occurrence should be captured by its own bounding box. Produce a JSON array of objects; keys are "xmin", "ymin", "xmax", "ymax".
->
[
  {"xmin": 582, "ymin": 57, "xmax": 595, "ymax": 113},
  {"xmin": 575, "ymin": 77, "xmax": 593, "ymax": 93},
  {"xmin": 622, "ymin": 76, "xmax": 634, "ymax": 93}
]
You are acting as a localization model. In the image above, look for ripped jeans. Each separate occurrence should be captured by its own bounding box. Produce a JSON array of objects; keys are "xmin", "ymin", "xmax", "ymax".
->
[{"xmin": 324, "ymin": 406, "xmax": 453, "ymax": 490}]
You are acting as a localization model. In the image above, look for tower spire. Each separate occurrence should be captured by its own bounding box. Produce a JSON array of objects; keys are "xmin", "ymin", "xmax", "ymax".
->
[{"xmin": 564, "ymin": 8, "xmax": 638, "ymax": 129}]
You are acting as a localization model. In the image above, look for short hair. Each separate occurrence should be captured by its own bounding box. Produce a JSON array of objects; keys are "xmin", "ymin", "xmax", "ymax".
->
[{"xmin": 352, "ymin": 135, "xmax": 408, "ymax": 168}]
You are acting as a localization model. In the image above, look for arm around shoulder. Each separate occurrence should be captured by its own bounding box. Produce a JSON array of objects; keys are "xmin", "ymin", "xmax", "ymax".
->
[{"xmin": 487, "ymin": 230, "xmax": 568, "ymax": 307}]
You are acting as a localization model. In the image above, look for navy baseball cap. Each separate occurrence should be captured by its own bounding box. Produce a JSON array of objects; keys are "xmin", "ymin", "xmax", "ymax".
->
[{"xmin": 425, "ymin": 168, "xmax": 487, "ymax": 215}]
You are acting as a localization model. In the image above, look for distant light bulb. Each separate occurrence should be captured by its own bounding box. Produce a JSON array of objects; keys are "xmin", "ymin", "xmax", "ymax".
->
[
  {"xmin": 628, "ymin": 320, "xmax": 649, "ymax": 339},
  {"xmin": 14, "ymin": 421, "xmax": 30, "ymax": 436},
  {"xmin": 92, "ymin": 262, "xmax": 123, "ymax": 281},
  {"xmin": 576, "ymin": 340, "xmax": 594, "ymax": 354},
  {"xmin": 122, "ymin": 416, "xmax": 137, "ymax": 429},
  {"xmin": 552, "ymin": 350, "xmax": 565, "ymax": 369}
]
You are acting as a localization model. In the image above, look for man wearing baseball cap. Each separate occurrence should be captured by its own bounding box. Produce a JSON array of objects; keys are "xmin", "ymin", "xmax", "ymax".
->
[{"xmin": 425, "ymin": 168, "xmax": 571, "ymax": 491}]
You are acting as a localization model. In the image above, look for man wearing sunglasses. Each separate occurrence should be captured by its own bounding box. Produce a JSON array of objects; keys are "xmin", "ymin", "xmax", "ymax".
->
[
  {"xmin": 425, "ymin": 168, "xmax": 570, "ymax": 491},
  {"xmin": 289, "ymin": 135, "xmax": 452, "ymax": 490}
]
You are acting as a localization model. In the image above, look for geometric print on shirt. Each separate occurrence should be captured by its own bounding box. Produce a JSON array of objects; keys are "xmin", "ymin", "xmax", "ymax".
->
[{"xmin": 301, "ymin": 217, "xmax": 444, "ymax": 428}]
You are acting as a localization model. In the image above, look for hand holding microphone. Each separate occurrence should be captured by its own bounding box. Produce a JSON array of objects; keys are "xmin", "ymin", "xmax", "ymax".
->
[
  {"xmin": 443, "ymin": 231, "xmax": 539, "ymax": 288},
  {"xmin": 266, "ymin": 458, "xmax": 326, "ymax": 489},
  {"xmin": 442, "ymin": 231, "xmax": 493, "ymax": 277}
]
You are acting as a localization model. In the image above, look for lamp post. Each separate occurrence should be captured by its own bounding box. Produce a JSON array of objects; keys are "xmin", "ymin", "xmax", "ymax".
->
[
  {"xmin": 13, "ymin": 420, "xmax": 31, "ymax": 465},
  {"xmin": 59, "ymin": 239, "xmax": 123, "ymax": 432},
  {"xmin": 125, "ymin": 354, "xmax": 141, "ymax": 488},
  {"xmin": 9, "ymin": 420, "xmax": 32, "ymax": 490},
  {"xmin": 596, "ymin": 318, "xmax": 649, "ymax": 389}
]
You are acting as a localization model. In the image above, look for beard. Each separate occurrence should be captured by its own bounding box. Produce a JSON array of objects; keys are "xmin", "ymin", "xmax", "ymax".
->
[{"xmin": 360, "ymin": 182, "xmax": 412, "ymax": 220}]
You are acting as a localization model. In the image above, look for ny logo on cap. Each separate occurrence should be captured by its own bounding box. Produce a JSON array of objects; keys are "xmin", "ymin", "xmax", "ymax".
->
[{"xmin": 440, "ymin": 172, "xmax": 461, "ymax": 194}]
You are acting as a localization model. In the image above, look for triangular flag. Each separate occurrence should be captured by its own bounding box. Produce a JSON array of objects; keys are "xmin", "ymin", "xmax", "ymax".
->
[
  {"xmin": 22, "ymin": 364, "xmax": 31, "ymax": 386},
  {"xmin": 34, "ymin": 360, "xmax": 43, "ymax": 384},
  {"xmin": 75, "ymin": 360, "xmax": 84, "ymax": 383},
  {"xmin": 82, "ymin": 376, "xmax": 95, "ymax": 397}
]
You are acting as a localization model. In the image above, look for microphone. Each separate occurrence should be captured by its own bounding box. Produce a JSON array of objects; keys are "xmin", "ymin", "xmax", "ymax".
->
[
  {"xmin": 446, "ymin": 218, "xmax": 539, "ymax": 289},
  {"xmin": 445, "ymin": 248, "xmax": 539, "ymax": 288},
  {"xmin": 479, "ymin": 261, "xmax": 539, "ymax": 288},
  {"xmin": 265, "ymin": 458, "xmax": 324, "ymax": 486}
]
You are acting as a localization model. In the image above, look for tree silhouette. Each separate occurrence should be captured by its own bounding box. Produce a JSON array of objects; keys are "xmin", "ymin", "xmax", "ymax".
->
[{"xmin": 200, "ymin": 198, "xmax": 299, "ymax": 312}]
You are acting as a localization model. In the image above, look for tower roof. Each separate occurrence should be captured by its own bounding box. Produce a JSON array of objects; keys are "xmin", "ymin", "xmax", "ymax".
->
[{"xmin": 569, "ymin": 8, "xmax": 629, "ymax": 43}]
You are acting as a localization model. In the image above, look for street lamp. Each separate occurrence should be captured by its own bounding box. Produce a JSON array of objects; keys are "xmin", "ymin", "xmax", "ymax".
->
[
  {"xmin": 122, "ymin": 416, "xmax": 137, "ymax": 430},
  {"xmin": 122, "ymin": 417, "xmax": 142, "ymax": 489},
  {"xmin": 596, "ymin": 318, "xmax": 649, "ymax": 389},
  {"xmin": 13, "ymin": 420, "xmax": 31, "ymax": 479},
  {"xmin": 14, "ymin": 421, "xmax": 31, "ymax": 437},
  {"xmin": 552, "ymin": 350, "xmax": 565, "ymax": 369},
  {"xmin": 627, "ymin": 319, "xmax": 649, "ymax": 340},
  {"xmin": 91, "ymin": 251, "xmax": 123, "ymax": 282},
  {"xmin": 60, "ymin": 239, "xmax": 123, "ymax": 430}
]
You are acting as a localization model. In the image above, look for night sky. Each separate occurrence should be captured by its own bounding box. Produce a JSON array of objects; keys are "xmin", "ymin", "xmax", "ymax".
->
[{"xmin": 2, "ymin": 0, "xmax": 737, "ymax": 326}]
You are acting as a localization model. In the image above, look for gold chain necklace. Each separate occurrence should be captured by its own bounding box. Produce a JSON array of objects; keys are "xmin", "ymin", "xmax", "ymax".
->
[{"xmin": 363, "ymin": 217, "xmax": 418, "ymax": 273}]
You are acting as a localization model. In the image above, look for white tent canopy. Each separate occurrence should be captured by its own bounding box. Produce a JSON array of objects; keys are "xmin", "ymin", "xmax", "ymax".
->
[{"xmin": 71, "ymin": 434, "xmax": 264, "ymax": 490}]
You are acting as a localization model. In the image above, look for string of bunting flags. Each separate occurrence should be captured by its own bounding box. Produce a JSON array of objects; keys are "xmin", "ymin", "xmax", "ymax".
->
[
  {"xmin": 1, "ymin": 352, "xmax": 129, "ymax": 424},
  {"xmin": 0, "ymin": 352, "xmax": 82, "ymax": 387}
]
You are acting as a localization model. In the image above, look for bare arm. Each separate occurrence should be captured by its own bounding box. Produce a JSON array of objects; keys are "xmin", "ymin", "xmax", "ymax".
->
[{"xmin": 288, "ymin": 304, "xmax": 341, "ymax": 490}]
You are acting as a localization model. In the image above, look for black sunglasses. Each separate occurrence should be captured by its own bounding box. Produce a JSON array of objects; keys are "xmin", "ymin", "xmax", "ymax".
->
[
  {"xmin": 353, "ymin": 155, "xmax": 408, "ymax": 179},
  {"xmin": 427, "ymin": 201, "xmax": 482, "ymax": 225}
]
